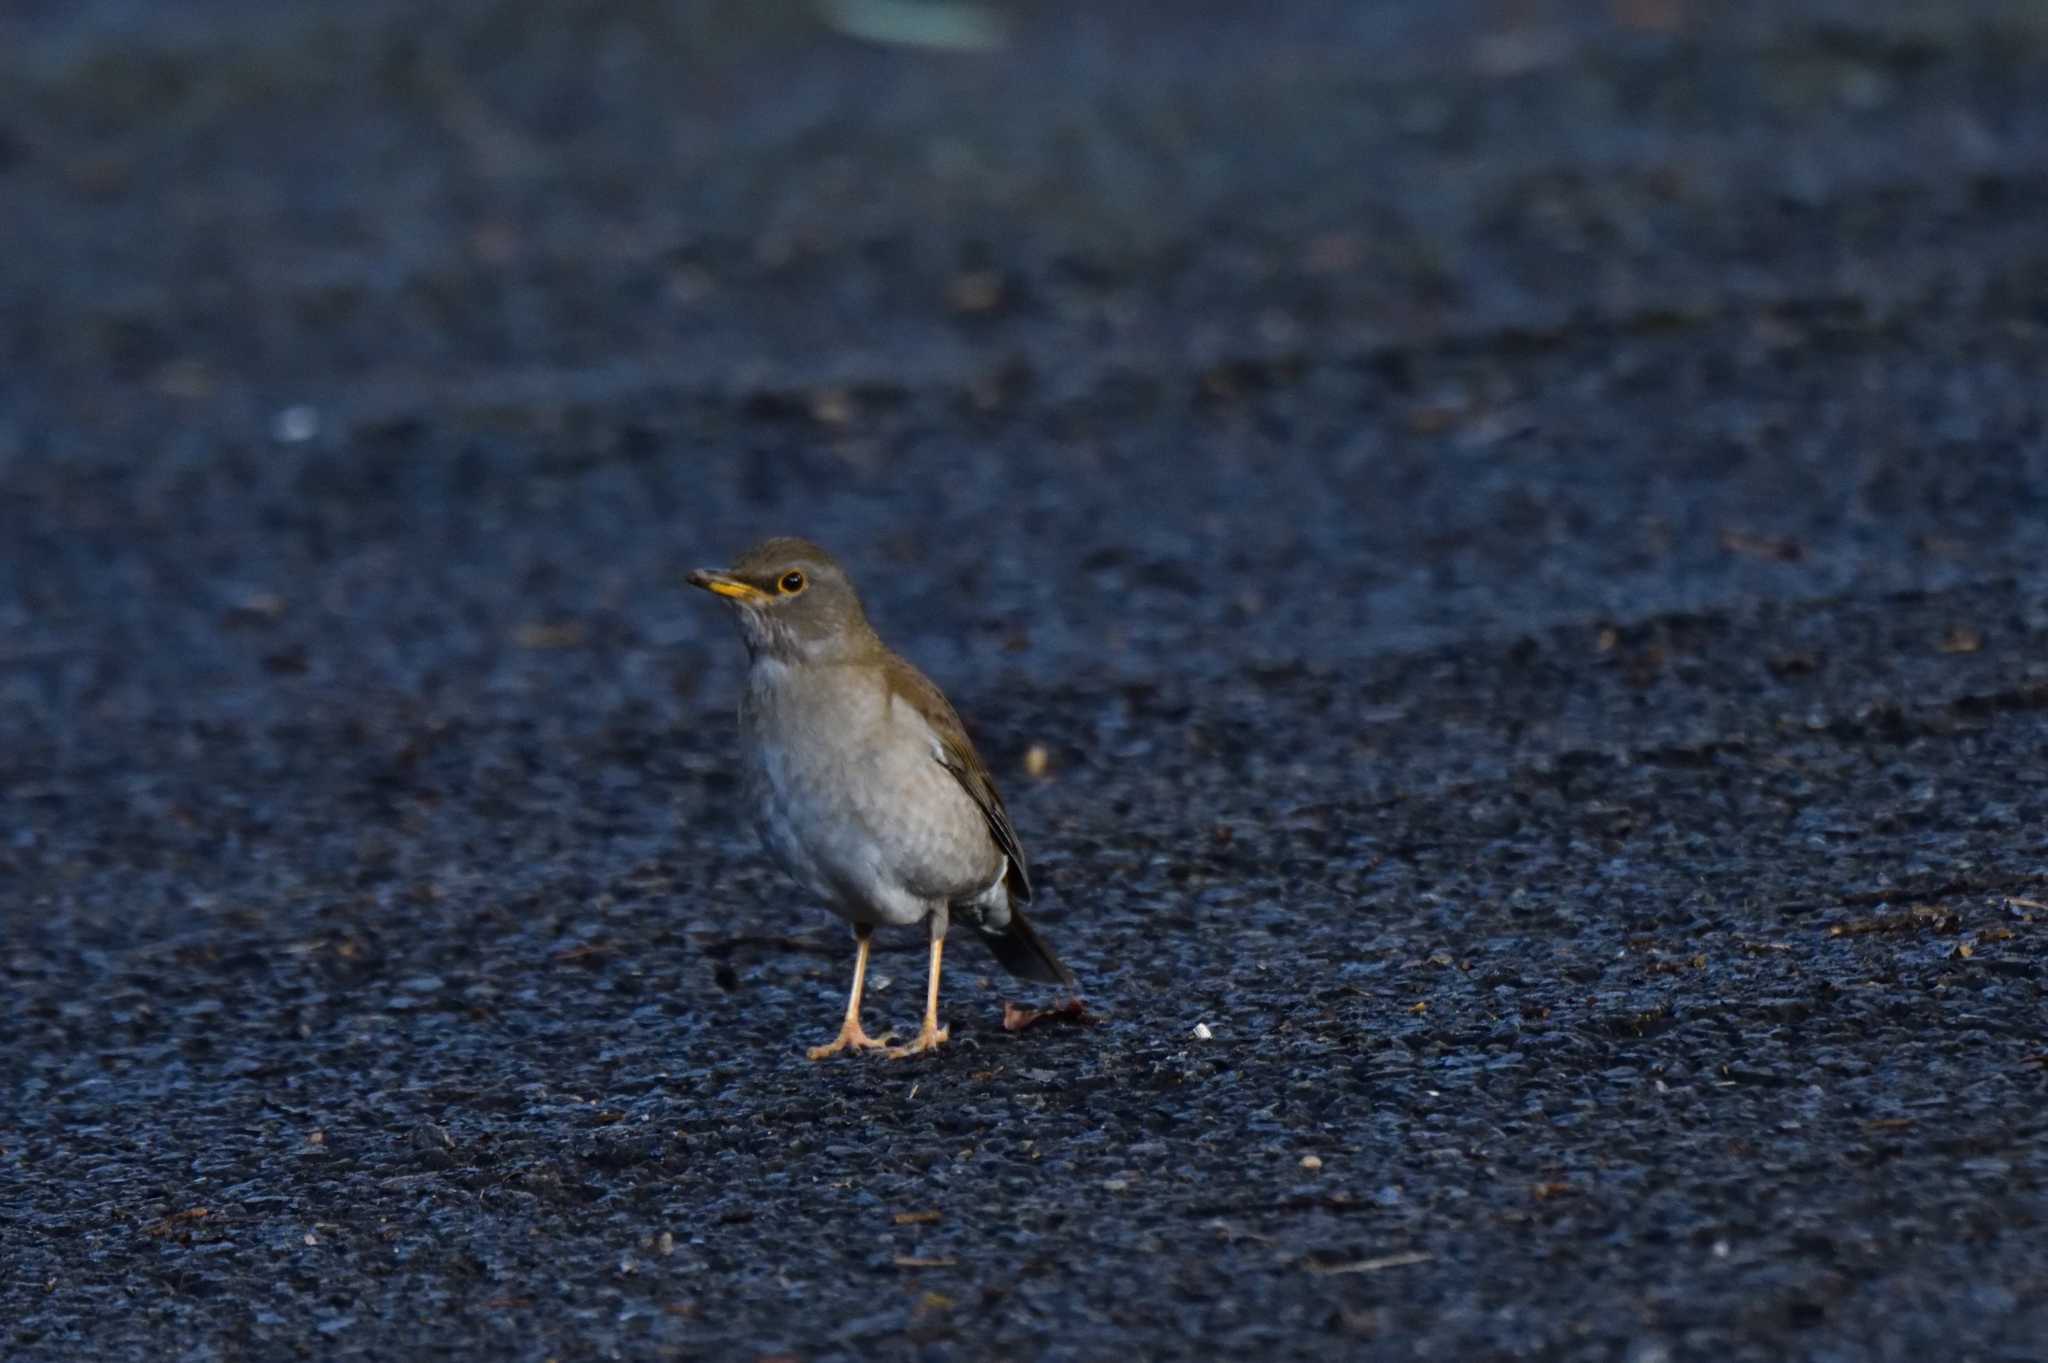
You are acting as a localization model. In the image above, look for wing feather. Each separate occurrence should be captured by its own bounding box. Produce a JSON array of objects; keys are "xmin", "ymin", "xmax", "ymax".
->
[{"xmin": 883, "ymin": 654, "xmax": 1032, "ymax": 901}]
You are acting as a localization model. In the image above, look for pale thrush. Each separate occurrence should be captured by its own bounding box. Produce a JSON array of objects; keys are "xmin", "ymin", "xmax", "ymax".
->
[{"xmin": 688, "ymin": 537, "xmax": 1076, "ymax": 1059}]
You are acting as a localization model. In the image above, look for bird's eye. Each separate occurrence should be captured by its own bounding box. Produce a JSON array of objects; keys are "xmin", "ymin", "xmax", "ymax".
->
[{"xmin": 779, "ymin": 570, "xmax": 806, "ymax": 594}]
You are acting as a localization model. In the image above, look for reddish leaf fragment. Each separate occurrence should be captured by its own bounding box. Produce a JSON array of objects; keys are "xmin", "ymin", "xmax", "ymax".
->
[
  {"xmin": 1719, "ymin": 529, "xmax": 1804, "ymax": 562},
  {"xmin": 1001, "ymin": 997, "xmax": 1093, "ymax": 1032}
]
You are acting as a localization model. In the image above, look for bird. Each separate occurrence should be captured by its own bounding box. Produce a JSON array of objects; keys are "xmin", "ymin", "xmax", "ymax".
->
[{"xmin": 686, "ymin": 536, "xmax": 1076, "ymax": 1059}]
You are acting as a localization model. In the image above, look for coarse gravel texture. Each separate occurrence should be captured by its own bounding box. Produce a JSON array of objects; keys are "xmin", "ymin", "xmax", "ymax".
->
[{"xmin": 4, "ymin": 2, "xmax": 2048, "ymax": 1360}]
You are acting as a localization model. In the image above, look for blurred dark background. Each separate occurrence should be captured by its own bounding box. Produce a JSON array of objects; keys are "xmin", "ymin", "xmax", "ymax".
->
[{"xmin": 4, "ymin": 2, "xmax": 2047, "ymax": 1360}]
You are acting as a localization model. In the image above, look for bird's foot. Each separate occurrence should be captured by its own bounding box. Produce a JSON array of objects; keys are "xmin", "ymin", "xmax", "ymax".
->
[
  {"xmin": 807, "ymin": 1021, "xmax": 893, "ymax": 1061},
  {"xmin": 885, "ymin": 1022, "xmax": 950, "ymax": 1060}
]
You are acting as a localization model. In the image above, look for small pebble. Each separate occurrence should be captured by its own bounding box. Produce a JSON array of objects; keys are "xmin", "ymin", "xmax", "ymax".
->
[{"xmin": 271, "ymin": 405, "xmax": 322, "ymax": 444}]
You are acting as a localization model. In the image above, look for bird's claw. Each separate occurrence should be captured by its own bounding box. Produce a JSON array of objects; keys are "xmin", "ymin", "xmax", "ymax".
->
[
  {"xmin": 807, "ymin": 1024, "xmax": 893, "ymax": 1060},
  {"xmin": 885, "ymin": 1023, "xmax": 949, "ymax": 1059}
]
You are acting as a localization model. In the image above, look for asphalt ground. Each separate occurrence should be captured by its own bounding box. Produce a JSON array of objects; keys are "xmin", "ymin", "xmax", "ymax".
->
[{"xmin": 3, "ymin": 2, "xmax": 2048, "ymax": 1359}]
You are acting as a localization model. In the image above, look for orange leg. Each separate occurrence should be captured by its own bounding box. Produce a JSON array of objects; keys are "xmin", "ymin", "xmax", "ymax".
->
[
  {"xmin": 807, "ymin": 925, "xmax": 891, "ymax": 1060},
  {"xmin": 887, "ymin": 933, "xmax": 950, "ymax": 1059}
]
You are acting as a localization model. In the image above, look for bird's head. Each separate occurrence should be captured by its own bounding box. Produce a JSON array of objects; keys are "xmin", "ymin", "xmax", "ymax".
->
[{"xmin": 687, "ymin": 536, "xmax": 876, "ymax": 663}]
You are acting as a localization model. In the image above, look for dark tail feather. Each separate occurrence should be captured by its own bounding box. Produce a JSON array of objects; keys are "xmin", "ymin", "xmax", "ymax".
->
[{"xmin": 979, "ymin": 906, "xmax": 1077, "ymax": 990}]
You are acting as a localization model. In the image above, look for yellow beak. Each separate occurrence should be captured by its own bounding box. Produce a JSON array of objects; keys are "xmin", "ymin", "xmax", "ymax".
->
[{"xmin": 686, "ymin": 568, "xmax": 769, "ymax": 602}]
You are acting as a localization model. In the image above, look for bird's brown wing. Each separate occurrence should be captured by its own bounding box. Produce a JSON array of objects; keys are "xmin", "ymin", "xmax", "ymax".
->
[{"xmin": 883, "ymin": 652, "xmax": 1032, "ymax": 901}]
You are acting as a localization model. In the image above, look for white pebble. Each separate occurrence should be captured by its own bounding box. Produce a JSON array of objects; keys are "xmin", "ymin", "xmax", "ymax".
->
[{"xmin": 271, "ymin": 405, "xmax": 322, "ymax": 444}]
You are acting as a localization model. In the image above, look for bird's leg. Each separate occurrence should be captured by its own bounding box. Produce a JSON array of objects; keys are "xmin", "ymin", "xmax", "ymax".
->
[
  {"xmin": 807, "ymin": 925, "xmax": 891, "ymax": 1060},
  {"xmin": 887, "ymin": 929, "xmax": 950, "ymax": 1058}
]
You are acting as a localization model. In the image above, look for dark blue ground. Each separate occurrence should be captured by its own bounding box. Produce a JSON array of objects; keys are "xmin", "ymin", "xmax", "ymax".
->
[{"xmin": 4, "ymin": 2, "xmax": 2048, "ymax": 1359}]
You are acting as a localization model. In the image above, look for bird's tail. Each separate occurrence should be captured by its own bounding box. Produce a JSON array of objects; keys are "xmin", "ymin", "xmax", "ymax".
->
[{"xmin": 977, "ymin": 905, "xmax": 1078, "ymax": 990}]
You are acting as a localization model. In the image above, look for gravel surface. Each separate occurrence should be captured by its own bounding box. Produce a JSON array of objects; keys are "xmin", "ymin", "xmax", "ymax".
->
[{"xmin": 4, "ymin": 3, "xmax": 2048, "ymax": 1360}]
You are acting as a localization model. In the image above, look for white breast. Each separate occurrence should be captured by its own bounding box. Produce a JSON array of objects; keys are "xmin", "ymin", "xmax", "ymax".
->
[{"xmin": 741, "ymin": 659, "xmax": 999, "ymax": 927}]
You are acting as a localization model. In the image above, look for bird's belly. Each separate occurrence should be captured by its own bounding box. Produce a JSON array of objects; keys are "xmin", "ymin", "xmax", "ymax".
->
[{"xmin": 746, "ymin": 727, "xmax": 994, "ymax": 926}]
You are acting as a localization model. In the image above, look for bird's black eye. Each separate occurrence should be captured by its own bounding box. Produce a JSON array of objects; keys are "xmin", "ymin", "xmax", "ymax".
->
[{"xmin": 779, "ymin": 570, "xmax": 806, "ymax": 594}]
